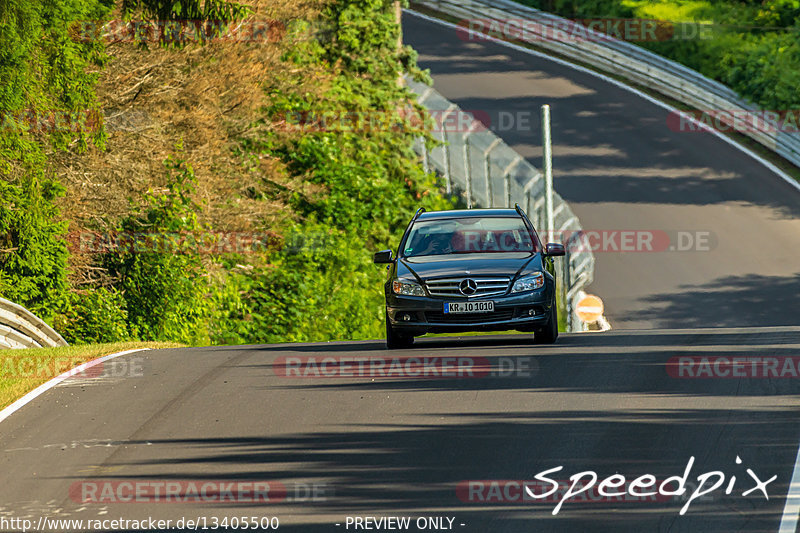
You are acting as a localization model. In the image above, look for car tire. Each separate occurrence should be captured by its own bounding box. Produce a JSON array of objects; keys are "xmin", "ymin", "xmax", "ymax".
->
[
  {"xmin": 386, "ymin": 312, "xmax": 414, "ymax": 349},
  {"xmin": 534, "ymin": 304, "xmax": 559, "ymax": 344}
]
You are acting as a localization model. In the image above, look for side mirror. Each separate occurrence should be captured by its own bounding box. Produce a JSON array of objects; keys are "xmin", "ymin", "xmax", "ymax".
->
[
  {"xmin": 545, "ymin": 243, "xmax": 565, "ymax": 257},
  {"xmin": 373, "ymin": 249, "xmax": 394, "ymax": 264}
]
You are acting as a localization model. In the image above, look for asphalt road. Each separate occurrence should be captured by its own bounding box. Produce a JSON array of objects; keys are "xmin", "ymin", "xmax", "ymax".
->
[
  {"xmin": 403, "ymin": 12, "xmax": 800, "ymax": 330},
  {"xmin": 1, "ymin": 333, "xmax": 800, "ymax": 532}
]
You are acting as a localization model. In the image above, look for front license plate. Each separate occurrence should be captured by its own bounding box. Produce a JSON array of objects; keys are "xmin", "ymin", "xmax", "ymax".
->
[{"xmin": 444, "ymin": 301, "xmax": 495, "ymax": 314}]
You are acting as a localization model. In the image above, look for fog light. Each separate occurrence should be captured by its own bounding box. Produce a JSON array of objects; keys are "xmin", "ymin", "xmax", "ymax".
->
[
  {"xmin": 528, "ymin": 309, "xmax": 536, "ymax": 316},
  {"xmin": 402, "ymin": 314, "xmax": 412, "ymax": 322}
]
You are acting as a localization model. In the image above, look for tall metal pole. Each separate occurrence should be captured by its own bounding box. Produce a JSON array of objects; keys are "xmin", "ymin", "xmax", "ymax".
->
[
  {"xmin": 464, "ymin": 137, "xmax": 472, "ymax": 208},
  {"xmin": 542, "ymin": 104, "xmax": 554, "ymax": 243}
]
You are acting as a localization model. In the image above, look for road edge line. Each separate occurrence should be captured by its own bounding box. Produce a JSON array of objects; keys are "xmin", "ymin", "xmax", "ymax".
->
[
  {"xmin": 404, "ymin": 9, "xmax": 800, "ymax": 195},
  {"xmin": 0, "ymin": 348, "xmax": 150, "ymax": 426},
  {"xmin": 779, "ymin": 442, "xmax": 800, "ymax": 532}
]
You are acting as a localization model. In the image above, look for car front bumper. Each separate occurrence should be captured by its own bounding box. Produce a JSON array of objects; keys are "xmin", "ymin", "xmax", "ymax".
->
[{"xmin": 386, "ymin": 290, "xmax": 553, "ymax": 335}]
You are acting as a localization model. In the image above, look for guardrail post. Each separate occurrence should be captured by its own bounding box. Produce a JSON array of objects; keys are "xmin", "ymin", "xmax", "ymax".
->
[
  {"xmin": 504, "ymin": 169, "xmax": 511, "ymax": 208},
  {"xmin": 443, "ymin": 127, "xmax": 451, "ymax": 193},
  {"xmin": 484, "ymin": 151, "xmax": 492, "ymax": 206},
  {"xmin": 564, "ymin": 244, "xmax": 573, "ymax": 331}
]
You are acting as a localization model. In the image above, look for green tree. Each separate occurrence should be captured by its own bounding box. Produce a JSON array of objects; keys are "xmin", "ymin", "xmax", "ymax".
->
[
  {"xmin": 0, "ymin": 0, "xmax": 110, "ymax": 319},
  {"xmin": 104, "ymin": 154, "xmax": 211, "ymax": 345}
]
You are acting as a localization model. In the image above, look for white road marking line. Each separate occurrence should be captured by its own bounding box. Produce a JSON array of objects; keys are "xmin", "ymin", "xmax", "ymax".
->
[
  {"xmin": 5, "ymin": 438, "xmax": 153, "ymax": 452},
  {"xmin": 0, "ymin": 348, "xmax": 149, "ymax": 426},
  {"xmin": 779, "ymin": 443, "xmax": 800, "ymax": 532},
  {"xmin": 405, "ymin": 9, "xmax": 800, "ymax": 195}
]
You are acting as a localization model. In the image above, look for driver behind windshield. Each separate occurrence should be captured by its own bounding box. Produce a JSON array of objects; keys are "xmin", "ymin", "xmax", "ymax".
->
[
  {"xmin": 404, "ymin": 217, "xmax": 537, "ymax": 257},
  {"xmin": 415, "ymin": 232, "xmax": 452, "ymax": 256}
]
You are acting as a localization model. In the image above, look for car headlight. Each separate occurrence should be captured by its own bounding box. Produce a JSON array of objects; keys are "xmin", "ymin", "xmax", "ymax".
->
[
  {"xmin": 511, "ymin": 272, "xmax": 545, "ymax": 293},
  {"xmin": 392, "ymin": 279, "xmax": 426, "ymax": 297}
]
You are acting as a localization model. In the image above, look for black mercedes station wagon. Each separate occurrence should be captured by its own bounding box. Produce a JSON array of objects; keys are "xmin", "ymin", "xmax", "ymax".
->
[{"xmin": 373, "ymin": 206, "xmax": 565, "ymax": 349}]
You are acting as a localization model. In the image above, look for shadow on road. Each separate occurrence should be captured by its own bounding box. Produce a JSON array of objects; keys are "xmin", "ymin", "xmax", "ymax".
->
[
  {"xmin": 63, "ymin": 328, "xmax": 800, "ymax": 532},
  {"xmin": 637, "ymin": 273, "xmax": 800, "ymax": 329}
]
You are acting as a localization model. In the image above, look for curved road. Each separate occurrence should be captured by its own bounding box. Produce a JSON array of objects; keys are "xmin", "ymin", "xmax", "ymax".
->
[
  {"xmin": 403, "ymin": 11, "xmax": 800, "ymax": 330},
  {"xmin": 2, "ymin": 334, "xmax": 800, "ymax": 532}
]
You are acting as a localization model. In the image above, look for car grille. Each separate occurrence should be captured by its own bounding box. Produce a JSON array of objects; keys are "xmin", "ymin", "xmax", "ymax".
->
[
  {"xmin": 425, "ymin": 277, "xmax": 510, "ymax": 298},
  {"xmin": 425, "ymin": 309, "xmax": 516, "ymax": 324}
]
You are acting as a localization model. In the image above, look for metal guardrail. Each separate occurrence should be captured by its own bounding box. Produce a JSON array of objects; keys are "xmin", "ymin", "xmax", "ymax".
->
[
  {"xmin": 407, "ymin": 78, "xmax": 596, "ymax": 332},
  {"xmin": 411, "ymin": 0, "xmax": 800, "ymax": 169},
  {"xmin": 0, "ymin": 298, "xmax": 68, "ymax": 349}
]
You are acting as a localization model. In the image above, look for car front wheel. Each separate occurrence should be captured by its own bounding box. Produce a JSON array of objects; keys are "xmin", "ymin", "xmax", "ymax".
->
[
  {"xmin": 386, "ymin": 311, "xmax": 414, "ymax": 349},
  {"xmin": 534, "ymin": 304, "xmax": 559, "ymax": 344}
]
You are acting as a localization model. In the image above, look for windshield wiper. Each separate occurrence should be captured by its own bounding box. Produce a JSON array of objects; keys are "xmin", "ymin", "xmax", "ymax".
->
[{"xmin": 448, "ymin": 250, "xmax": 533, "ymax": 254}]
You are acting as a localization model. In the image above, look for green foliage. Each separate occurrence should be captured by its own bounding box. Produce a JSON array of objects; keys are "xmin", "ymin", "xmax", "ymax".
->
[
  {"xmin": 103, "ymin": 154, "xmax": 212, "ymax": 345},
  {"xmin": 0, "ymin": 0, "xmax": 110, "ymax": 321},
  {"xmin": 707, "ymin": 32, "xmax": 800, "ymax": 109},
  {"xmin": 751, "ymin": 0, "xmax": 800, "ymax": 27},
  {"xmin": 120, "ymin": 0, "xmax": 250, "ymax": 47},
  {"xmin": 210, "ymin": 223, "xmax": 386, "ymax": 344},
  {"xmin": 2, "ymin": 0, "xmax": 453, "ymax": 346},
  {"xmin": 0, "ymin": 0, "xmax": 109, "ymax": 153},
  {"xmin": 517, "ymin": 0, "xmax": 633, "ymax": 18},
  {"xmin": 54, "ymin": 288, "xmax": 132, "ymax": 345},
  {"xmin": 262, "ymin": 0, "xmax": 448, "ymax": 240},
  {"xmin": 200, "ymin": 0, "xmax": 453, "ymax": 345},
  {"xmin": 122, "ymin": 0, "xmax": 249, "ymax": 21},
  {"xmin": 0, "ymin": 175, "xmax": 68, "ymax": 321},
  {"xmin": 259, "ymin": 94, "xmax": 449, "ymax": 244},
  {"xmin": 217, "ymin": 0, "xmax": 454, "ymax": 343}
]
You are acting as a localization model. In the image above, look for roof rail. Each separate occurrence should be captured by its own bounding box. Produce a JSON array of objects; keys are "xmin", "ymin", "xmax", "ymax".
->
[
  {"xmin": 412, "ymin": 207, "xmax": 426, "ymax": 222},
  {"xmin": 514, "ymin": 203, "xmax": 526, "ymax": 217}
]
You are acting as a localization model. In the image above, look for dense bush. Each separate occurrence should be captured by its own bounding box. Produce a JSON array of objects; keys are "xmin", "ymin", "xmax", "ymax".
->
[
  {"xmin": 0, "ymin": 0, "xmax": 110, "ymax": 320},
  {"xmin": 0, "ymin": 175, "xmax": 68, "ymax": 321},
  {"xmin": 210, "ymin": 223, "xmax": 386, "ymax": 345},
  {"xmin": 54, "ymin": 288, "xmax": 131, "ymax": 344},
  {"xmin": 103, "ymin": 155, "xmax": 212, "ymax": 345}
]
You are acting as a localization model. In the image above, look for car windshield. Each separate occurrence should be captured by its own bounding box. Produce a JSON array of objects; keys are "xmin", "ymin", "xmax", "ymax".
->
[{"xmin": 402, "ymin": 217, "xmax": 538, "ymax": 257}]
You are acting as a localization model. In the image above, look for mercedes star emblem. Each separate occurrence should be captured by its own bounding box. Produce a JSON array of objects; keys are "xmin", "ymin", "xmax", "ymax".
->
[{"xmin": 459, "ymin": 278, "xmax": 478, "ymax": 296}]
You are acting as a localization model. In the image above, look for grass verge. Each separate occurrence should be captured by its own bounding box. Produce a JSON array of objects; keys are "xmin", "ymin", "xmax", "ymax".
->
[{"xmin": 0, "ymin": 342, "xmax": 184, "ymax": 410}]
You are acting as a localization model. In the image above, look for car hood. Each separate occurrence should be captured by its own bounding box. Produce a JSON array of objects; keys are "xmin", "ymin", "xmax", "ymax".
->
[{"xmin": 398, "ymin": 252, "xmax": 541, "ymax": 281}]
